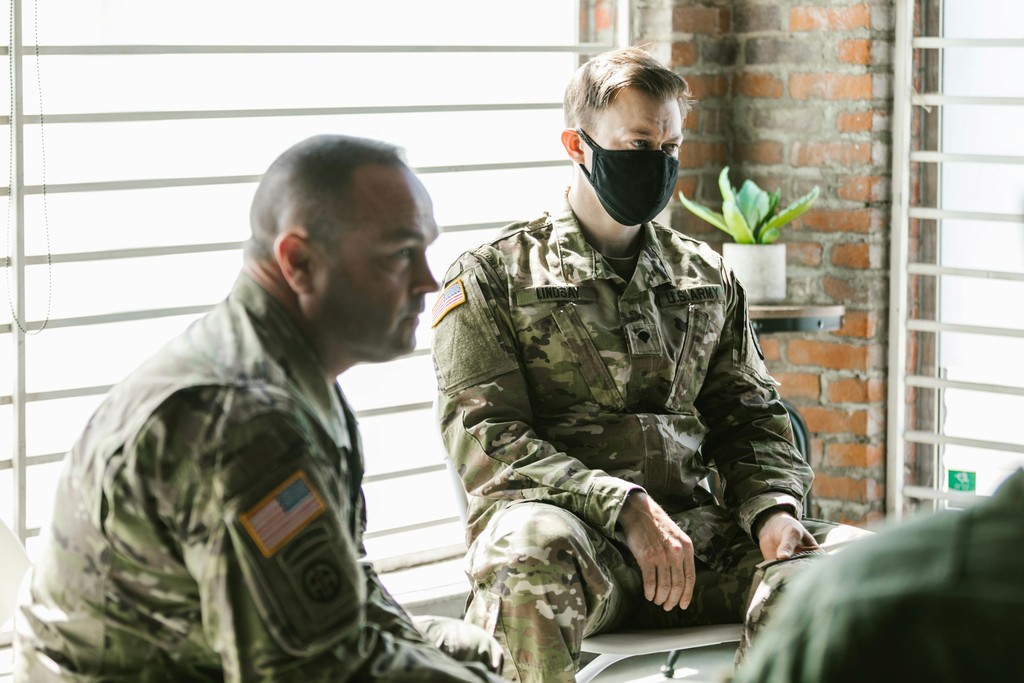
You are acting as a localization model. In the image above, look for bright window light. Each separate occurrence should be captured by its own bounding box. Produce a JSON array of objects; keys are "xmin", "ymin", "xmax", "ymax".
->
[{"xmin": 0, "ymin": 1, "xmax": 614, "ymax": 588}]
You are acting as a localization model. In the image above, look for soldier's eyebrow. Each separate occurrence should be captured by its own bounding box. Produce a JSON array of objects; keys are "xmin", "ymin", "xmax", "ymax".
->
[
  {"xmin": 625, "ymin": 125, "xmax": 658, "ymax": 137},
  {"xmin": 379, "ymin": 228, "xmax": 427, "ymax": 244},
  {"xmin": 625, "ymin": 125, "xmax": 682, "ymax": 143}
]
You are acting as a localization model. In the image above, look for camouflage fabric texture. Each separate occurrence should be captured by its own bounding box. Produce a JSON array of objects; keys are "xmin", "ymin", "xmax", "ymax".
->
[
  {"xmin": 432, "ymin": 203, "xmax": 841, "ymax": 682},
  {"xmin": 15, "ymin": 274, "xmax": 505, "ymax": 683},
  {"xmin": 733, "ymin": 469, "xmax": 1024, "ymax": 683}
]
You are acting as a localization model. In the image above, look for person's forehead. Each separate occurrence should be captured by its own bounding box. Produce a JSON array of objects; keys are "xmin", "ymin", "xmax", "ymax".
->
[
  {"xmin": 345, "ymin": 164, "xmax": 437, "ymax": 239},
  {"xmin": 596, "ymin": 88, "xmax": 683, "ymax": 131},
  {"xmin": 348, "ymin": 163, "xmax": 424, "ymax": 205}
]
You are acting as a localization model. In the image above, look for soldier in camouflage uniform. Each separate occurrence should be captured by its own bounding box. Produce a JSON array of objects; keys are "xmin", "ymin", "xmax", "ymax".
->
[
  {"xmin": 431, "ymin": 47, "xmax": 868, "ymax": 682},
  {"xmin": 15, "ymin": 135, "xmax": 506, "ymax": 682},
  {"xmin": 733, "ymin": 468, "xmax": 1024, "ymax": 683}
]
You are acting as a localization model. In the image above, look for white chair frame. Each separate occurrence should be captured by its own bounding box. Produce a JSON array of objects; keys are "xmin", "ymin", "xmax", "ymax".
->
[{"xmin": 1, "ymin": 519, "xmax": 32, "ymax": 627}]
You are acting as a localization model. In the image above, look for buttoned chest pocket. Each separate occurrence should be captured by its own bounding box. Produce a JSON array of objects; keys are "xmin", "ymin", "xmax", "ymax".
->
[
  {"xmin": 516, "ymin": 304, "xmax": 624, "ymax": 413},
  {"xmin": 666, "ymin": 303, "xmax": 723, "ymax": 410}
]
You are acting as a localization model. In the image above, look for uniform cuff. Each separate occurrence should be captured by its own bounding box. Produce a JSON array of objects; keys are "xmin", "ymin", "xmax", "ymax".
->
[
  {"xmin": 738, "ymin": 493, "xmax": 803, "ymax": 537},
  {"xmin": 584, "ymin": 477, "xmax": 644, "ymax": 538}
]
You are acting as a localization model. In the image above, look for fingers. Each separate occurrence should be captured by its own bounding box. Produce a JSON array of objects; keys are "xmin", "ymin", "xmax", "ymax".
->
[
  {"xmin": 620, "ymin": 496, "xmax": 694, "ymax": 611},
  {"xmin": 641, "ymin": 561, "xmax": 657, "ymax": 602},
  {"xmin": 662, "ymin": 565, "xmax": 684, "ymax": 611},
  {"xmin": 794, "ymin": 528, "xmax": 821, "ymax": 554},
  {"xmin": 661, "ymin": 540, "xmax": 695, "ymax": 611},
  {"xmin": 776, "ymin": 531, "xmax": 797, "ymax": 559},
  {"xmin": 651, "ymin": 557, "xmax": 684, "ymax": 606},
  {"xmin": 774, "ymin": 524, "xmax": 818, "ymax": 560},
  {"xmin": 640, "ymin": 547, "xmax": 691, "ymax": 610},
  {"xmin": 758, "ymin": 513, "xmax": 821, "ymax": 561},
  {"xmin": 679, "ymin": 551, "xmax": 695, "ymax": 610}
]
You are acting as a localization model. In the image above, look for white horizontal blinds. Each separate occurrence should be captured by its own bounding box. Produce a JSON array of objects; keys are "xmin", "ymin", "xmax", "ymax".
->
[
  {"xmin": 0, "ymin": 0, "xmax": 617, "ymax": 602},
  {"xmin": 340, "ymin": 5, "xmax": 620, "ymax": 569},
  {"xmin": 889, "ymin": 0, "xmax": 1024, "ymax": 515},
  {"xmin": 0, "ymin": 0, "xmax": 24, "ymax": 649}
]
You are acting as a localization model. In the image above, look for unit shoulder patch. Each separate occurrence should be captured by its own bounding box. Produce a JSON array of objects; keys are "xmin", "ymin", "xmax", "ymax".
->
[
  {"xmin": 431, "ymin": 279, "xmax": 467, "ymax": 327},
  {"xmin": 229, "ymin": 465, "xmax": 363, "ymax": 657}
]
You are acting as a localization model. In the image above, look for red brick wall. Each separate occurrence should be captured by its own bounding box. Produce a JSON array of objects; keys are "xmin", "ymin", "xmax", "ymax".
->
[{"xmin": 636, "ymin": 0, "xmax": 894, "ymax": 525}]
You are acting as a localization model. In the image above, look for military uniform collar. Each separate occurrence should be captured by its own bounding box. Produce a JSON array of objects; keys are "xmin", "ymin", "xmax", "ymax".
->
[
  {"xmin": 550, "ymin": 199, "xmax": 674, "ymax": 294},
  {"xmin": 230, "ymin": 273, "xmax": 350, "ymax": 448}
]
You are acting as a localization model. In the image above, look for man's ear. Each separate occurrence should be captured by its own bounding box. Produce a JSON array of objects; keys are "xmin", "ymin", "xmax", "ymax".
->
[
  {"xmin": 274, "ymin": 230, "xmax": 317, "ymax": 294},
  {"xmin": 561, "ymin": 129, "xmax": 586, "ymax": 164}
]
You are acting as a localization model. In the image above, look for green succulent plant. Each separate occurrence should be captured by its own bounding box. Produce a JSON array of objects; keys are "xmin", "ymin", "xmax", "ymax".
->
[{"xmin": 678, "ymin": 167, "xmax": 820, "ymax": 245}]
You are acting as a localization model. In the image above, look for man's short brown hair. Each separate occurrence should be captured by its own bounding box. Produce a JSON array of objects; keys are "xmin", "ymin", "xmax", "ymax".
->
[
  {"xmin": 246, "ymin": 134, "xmax": 406, "ymax": 262},
  {"xmin": 563, "ymin": 46, "xmax": 692, "ymax": 131}
]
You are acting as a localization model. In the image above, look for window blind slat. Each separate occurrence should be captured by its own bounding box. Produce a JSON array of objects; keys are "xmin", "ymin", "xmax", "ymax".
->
[
  {"xmin": 907, "ymin": 263, "xmax": 1024, "ymax": 282},
  {"xmin": 908, "ymin": 207, "xmax": 1024, "ymax": 224},
  {"xmin": 904, "ymin": 431, "xmax": 1024, "ymax": 455},
  {"xmin": 905, "ymin": 375, "xmax": 1024, "ymax": 398},
  {"xmin": 910, "ymin": 151, "xmax": 1024, "ymax": 165},
  {"xmin": 905, "ymin": 319, "xmax": 1024, "ymax": 339},
  {"xmin": 24, "ymin": 43, "xmax": 617, "ymax": 56}
]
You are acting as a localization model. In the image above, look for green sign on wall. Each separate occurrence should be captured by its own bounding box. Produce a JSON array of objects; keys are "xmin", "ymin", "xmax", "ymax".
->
[{"xmin": 948, "ymin": 470, "xmax": 976, "ymax": 492}]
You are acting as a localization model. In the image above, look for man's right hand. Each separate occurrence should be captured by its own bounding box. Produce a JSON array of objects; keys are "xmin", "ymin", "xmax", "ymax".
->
[{"xmin": 619, "ymin": 491, "xmax": 695, "ymax": 611}]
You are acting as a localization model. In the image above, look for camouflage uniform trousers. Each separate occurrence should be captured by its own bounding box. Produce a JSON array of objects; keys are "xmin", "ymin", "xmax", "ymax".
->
[{"xmin": 463, "ymin": 500, "xmax": 866, "ymax": 683}]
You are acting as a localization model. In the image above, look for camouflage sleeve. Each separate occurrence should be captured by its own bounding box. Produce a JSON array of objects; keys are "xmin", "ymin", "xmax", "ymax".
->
[
  {"xmin": 432, "ymin": 252, "xmax": 642, "ymax": 539},
  {"xmin": 694, "ymin": 265, "xmax": 811, "ymax": 537},
  {"xmin": 143, "ymin": 392, "xmax": 504, "ymax": 682}
]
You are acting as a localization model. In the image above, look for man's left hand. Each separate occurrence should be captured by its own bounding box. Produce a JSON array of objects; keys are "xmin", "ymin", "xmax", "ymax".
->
[{"xmin": 756, "ymin": 511, "xmax": 819, "ymax": 561}]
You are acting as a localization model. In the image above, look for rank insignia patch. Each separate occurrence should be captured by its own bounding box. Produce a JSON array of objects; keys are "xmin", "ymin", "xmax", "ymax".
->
[
  {"xmin": 241, "ymin": 470, "xmax": 325, "ymax": 558},
  {"xmin": 431, "ymin": 279, "xmax": 467, "ymax": 327}
]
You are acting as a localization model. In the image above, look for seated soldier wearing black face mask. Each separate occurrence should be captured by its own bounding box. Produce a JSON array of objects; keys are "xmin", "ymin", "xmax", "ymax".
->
[{"xmin": 430, "ymin": 47, "xmax": 870, "ymax": 683}]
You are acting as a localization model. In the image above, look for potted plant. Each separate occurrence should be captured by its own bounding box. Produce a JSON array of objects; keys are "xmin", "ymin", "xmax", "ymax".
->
[{"xmin": 678, "ymin": 167, "xmax": 820, "ymax": 303}]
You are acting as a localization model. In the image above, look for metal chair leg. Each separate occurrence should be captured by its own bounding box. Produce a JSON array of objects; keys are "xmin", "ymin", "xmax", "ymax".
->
[{"xmin": 660, "ymin": 648, "xmax": 683, "ymax": 678}]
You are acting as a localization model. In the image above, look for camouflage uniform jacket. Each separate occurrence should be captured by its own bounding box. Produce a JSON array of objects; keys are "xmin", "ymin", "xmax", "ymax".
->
[
  {"xmin": 734, "ymin": 468, "xmax": 1024, "ymax": 682},
  {"xmin": 433, "ymin": 204, "xmax": 812, "ymax": 548},
  {"xmin": 16, "ymin": 274, "xmax": 498, "ymax": 682}
]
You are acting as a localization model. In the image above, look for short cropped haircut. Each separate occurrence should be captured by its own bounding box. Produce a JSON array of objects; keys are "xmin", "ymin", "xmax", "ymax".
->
[
  {"xmin": 563, "ymin": 46, "xmax": 692, "ymax": 131},
  {"xmin": 246, "ymin": 134, "xmax": 406, "ymax": 262}
]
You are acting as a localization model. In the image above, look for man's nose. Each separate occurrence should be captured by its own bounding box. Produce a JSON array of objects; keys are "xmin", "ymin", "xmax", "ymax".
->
[{"xmin": 413, "ymin": 256, "xmax": 439, "ymax": 295}]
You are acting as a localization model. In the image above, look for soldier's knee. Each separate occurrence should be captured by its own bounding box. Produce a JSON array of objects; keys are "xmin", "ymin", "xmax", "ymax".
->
[
  {"xmin": 515, "ymin": 505, "xmax": 588, "ymax": 555},
  {"xmin": 470, "ymin": 503, "xmax": 594, "ymax": 580}
]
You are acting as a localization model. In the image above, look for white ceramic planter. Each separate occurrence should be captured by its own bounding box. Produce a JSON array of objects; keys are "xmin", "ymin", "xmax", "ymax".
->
[{"xmin": 722, "ymin": 242, "xmax": 787, "ymax": 303}]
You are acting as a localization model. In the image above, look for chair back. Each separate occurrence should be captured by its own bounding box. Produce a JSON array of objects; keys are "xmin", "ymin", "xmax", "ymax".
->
[
  {"xmin": 0, "ymin": 521, "xmax": 31, "ymax": 626},
  {"xmin": 445, "ymin": 457, "xmax": 470, "ymax": 524}
]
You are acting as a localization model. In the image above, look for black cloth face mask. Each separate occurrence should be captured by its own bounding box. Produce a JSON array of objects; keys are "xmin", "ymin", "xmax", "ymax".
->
[{"xmin": 576, "ymin": 128, "xmax": 680, "ymax": 226}]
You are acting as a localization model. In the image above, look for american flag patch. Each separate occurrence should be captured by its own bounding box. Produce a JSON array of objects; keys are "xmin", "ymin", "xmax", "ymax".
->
[
  {"xmin": 241, "ymin": 471, "xmax": 325, "ymax": 558},
  {"xmin": 431, "ymin": 279, "xmax": 467, "ymax": 327}
]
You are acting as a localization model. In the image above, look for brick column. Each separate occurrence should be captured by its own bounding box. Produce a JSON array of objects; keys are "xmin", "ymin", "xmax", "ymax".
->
[{"xmin": 640, "ymin": 0, "xmax": 895, "ymax": 524}]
